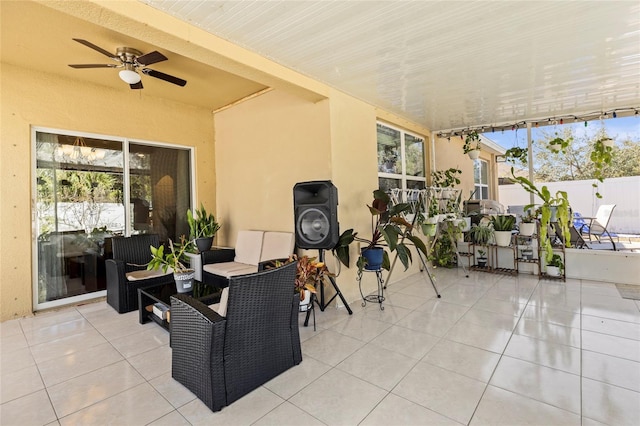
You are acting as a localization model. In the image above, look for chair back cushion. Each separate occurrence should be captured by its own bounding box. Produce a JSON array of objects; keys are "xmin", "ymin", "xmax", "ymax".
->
[
  {"xmin": 233, "ymin": 231, "xmax": 264, "ymax": 265},
  {"xmin": 112, "ymin": 234, "xmax": 160, "ymax": 266},
  {"xmin": 260, "ymin": 232, "xmax": 295, "ymax": 262}
]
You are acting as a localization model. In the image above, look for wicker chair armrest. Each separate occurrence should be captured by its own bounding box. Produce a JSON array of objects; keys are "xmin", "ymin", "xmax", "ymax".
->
[
  {"xmin": 170, "ymin": 294, "xmax": 227, "ymax": 412},
  {"xmin": 201, "ymin": 248, "xmax": 235, "ymax": 266}
]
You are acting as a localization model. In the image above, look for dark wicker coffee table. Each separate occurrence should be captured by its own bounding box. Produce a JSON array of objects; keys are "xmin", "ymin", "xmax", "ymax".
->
[{"xmin": 138, "ymin": 280, "xmax": 222, "ymax": 330}]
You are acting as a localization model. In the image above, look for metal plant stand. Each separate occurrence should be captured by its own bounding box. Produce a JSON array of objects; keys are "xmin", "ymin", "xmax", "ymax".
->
[{"xmin": 357, "ymin": 268, "xmax": 385, "ymax": 310}]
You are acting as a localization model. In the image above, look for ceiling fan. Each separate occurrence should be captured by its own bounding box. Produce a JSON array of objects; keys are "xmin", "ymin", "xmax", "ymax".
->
[{"xmin": 68, "ymin": 38, "xmax": 187, "ymax": 89}]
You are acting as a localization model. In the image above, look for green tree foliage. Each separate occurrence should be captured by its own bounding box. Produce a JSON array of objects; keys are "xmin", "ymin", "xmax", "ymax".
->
[{"xmin": 532, "ymin": 126, "xmax": 640, "ymax": 182}]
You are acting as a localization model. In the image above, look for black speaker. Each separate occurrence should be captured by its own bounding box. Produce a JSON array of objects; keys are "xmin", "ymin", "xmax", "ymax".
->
[{"xmin": 293, "ymin": 181, "xmax": 339, "ymax": 250}]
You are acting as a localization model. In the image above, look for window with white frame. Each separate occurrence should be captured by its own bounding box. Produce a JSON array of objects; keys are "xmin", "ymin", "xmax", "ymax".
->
[
  {"xmin": 377, "ymin": 122, "xmax": 426, "ymax": 194},
  {"xmin": 473, "ymin": 159, "xmax": 489, "ymax": 199}
]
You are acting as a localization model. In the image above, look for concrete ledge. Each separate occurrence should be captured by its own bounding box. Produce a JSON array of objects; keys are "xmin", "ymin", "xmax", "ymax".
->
[{"xmin": 566, "ymin": 248, "xmax": 640, "ymax": 285}]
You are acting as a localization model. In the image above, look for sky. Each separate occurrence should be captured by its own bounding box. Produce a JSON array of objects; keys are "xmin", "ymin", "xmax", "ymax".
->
[{"xmin": 484, "ymin": 115, "xmax": 640, "ymax": 149}]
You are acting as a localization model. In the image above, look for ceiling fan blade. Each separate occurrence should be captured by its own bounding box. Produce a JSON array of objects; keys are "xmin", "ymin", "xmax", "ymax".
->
[
  {"xmin": 130, "ymin": 81, "xmax": 144, "ymax": 90},
  {"xmin": 142, "ymin": 68, "xmax": 187, "ymax": 87},
  {"xmin": 136, "ymin": 51, "xmax": 167, "ymax": 66},
  {"xmin": 72, "ymin": 38, "xmax": 117, "ymax": 59},
  {"xmin": 68, "ymin": 64, "xmax": 118, "ymax": 69}
]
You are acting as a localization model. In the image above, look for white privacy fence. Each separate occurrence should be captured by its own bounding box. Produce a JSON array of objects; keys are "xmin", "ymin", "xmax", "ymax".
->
[{"xmin": 499, "ymin": 176, "xmax": 640, "ymax": 234}]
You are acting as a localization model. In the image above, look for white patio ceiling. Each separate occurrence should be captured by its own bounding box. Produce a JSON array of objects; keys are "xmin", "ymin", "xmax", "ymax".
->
[{"xmin": 142, "ymin": 0, "xmax": 640, "ymax": 132}]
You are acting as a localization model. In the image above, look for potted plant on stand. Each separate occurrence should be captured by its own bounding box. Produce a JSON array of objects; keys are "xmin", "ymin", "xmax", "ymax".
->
[
  {"xmin": 187, "ymin": 204, "xmax": 221, "ymax": 253},
  {"xmin": 476, "ymin": 249, "xmax": 488, "ymax": 268},
  {"xmin": 490, "ymin": 215, "xmax": 516, "ymax": 247},
  {"xmin": 518, "ymin": 210, "xmax": 537, "ymax": 237},
  {"xmin": 463, "ymin": 131, "xmax": 481, "ymax": 160},
  {"xmin": 546, "ymin": 254, "xmax": 563, "ymax": 277},
  {"xmin": 148, "ymin": 236, "xmax": 195, "ymax": 293},
  {"xmin": 270, "ymin": 254, "xmax": 332, "ymax": 312},
  {"xmin": 333, "ymin": 189, "xmax": 428, "ymax": 272}
]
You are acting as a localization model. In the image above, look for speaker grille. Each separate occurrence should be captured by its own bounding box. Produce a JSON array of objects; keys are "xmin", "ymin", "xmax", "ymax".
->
[{"xmin": 296, "ymin": 208, "xmax": 330, "ymax": 245}]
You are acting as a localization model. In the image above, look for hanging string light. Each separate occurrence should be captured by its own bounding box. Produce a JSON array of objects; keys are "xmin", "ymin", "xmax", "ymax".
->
[{"xmin": 435, "ymin": 106, "xmax": 638, "ymax": 139}]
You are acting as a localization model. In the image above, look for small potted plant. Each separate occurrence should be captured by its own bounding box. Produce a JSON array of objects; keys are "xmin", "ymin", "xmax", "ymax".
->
[
  {"xmin": 463, "ymin": 131, "xmax": 481, "ymax": 159},
  {"xmin": 148, "ymin": 235, "xmax": 195, "ymax": 293},
  {"xmin": 548, "ymin": 135, "xmax": 572, "ymax": 153},
  {"xmin": 490, "ymin": 215, "xmax": 516, "ymax": 247},
  {"xmin": 476, "ymin": 249, "xmax": 488, "ymax": 268},
  {"xmin": 469, "ymin": 222, "xmax": 494, "ymax": 246},
  {"xmin": 333, "ymin": 189, "xmax": 428, "ymax": 272},
  {"xmin": 546, "ymin": 254, "xmax": 563, "ymax": 277},
  {"xmin": 187, "ymin": 204, "xmax": 221, "ymax": 252},
  {"xmin": 504, "ymin": 147, "xmax": 528, "ymax": 166},
  {"xmin": 269, "ymin": 254, "xmax": 333, "ymax": 311},
  {"xmin": 590, "ymin": 138, "xmax": 614, "ymax": 199},
  {"xmin": 518, "ymin": 210, "xmax": 537, "ymax": 236}
]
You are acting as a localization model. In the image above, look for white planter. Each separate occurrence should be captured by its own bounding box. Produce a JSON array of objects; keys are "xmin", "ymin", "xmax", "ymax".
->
[
  {"xmin": 174, "ymin": 270, "xmax": 195, "ymax": 293},
  {"xmin": 519, "ymin": 222, "xmax": 536, "ymax": 236},
  {"xmin": 494, "ymin": 231, "xmax": 512, "ymax": 247},
  {"xmin": 461, "ymin": 217, "xmax": 471, "ymax": 232},
  {"xmin": 546, "ymin": 266, "xmax": 561, "ymax": 277},
  {"xmin": 467, "ymin": 149, "xmax": 480, "ymax": 160},
  {"xmin": 601, "ymin": 138, "xmax": 614, "ymax": 148},
  {"xmin": 299, "ymin": 289, "xmax": 312, "ymax": 312}
]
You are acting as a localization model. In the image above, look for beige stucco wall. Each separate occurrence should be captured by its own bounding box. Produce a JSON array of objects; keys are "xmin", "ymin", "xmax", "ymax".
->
[{"xmin": 0, "ymin": 63, "xmax": 216, "ymax": 321}]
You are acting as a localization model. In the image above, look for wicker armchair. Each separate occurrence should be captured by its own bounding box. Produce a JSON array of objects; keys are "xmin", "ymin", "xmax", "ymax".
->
[
  {"xmin": 170, "ymin": 261, "xmax": 302, "ymax": 412},
  {"xmin": 106, "ymin": 234, "xmax": 174, "ymax": 313}
]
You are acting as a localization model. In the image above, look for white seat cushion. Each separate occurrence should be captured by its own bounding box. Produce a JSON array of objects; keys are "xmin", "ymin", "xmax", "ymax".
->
[
  {"xmin": 260, "ymin": 231, "xmax": 295, "ymax": 262},
  {"xmin": 208, "ymin": 287, "xmax": 229, "ymax": 317},
  {"xmin": 126, "ymin": 268, "xmax": 172, "ymax": 281},
  {"xmin": 234, "ymin": 230, "xmax": 264, "ymax": 265},
  {"xmin": 203, "ymin": 262, "xmax": 257, "ymax": 278}
]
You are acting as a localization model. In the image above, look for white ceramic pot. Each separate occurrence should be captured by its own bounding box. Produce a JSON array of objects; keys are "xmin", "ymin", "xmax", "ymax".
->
[
  {"xmin": 494, "ymin": 231, "xmax": 513, "ymax": 247},
  {"xmin": 546, "ymin": 266, "xmax": 561, "ymax": 277},
  {"xmin": 601, "ymin": 138, "xmax": 614, "ymax": 148},
  {"xmin": 467, "ymin": 149, "xmax": 480, "ymax": 160},
  {"xmin": 299, "ymin": 289, "xmax": 312, "ymax": 312},
  {"xmin": 519, "ymin": 222, "xmax": 536, "ymax": 236}
]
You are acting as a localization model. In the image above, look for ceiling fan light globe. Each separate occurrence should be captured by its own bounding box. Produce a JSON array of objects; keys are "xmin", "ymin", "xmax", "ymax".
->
[{"xmin": 119, "ymin": 69, "xmax": 141, "ymax": 84}]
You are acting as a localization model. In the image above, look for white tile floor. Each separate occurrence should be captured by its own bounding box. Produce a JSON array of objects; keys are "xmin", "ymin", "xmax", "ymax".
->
[{"xmin": 1, "ymin": 269, "xmax": 639, "ymax": 425}]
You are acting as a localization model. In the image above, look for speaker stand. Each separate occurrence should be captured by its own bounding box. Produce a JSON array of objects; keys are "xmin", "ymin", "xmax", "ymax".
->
[{"xmin": 304, "ymin": 249, "xmax": 352, "ymax": 326}]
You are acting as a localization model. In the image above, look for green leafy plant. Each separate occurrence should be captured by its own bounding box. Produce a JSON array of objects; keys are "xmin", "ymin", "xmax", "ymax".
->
[
  {"xmin": 469, "ymin": 223, "xmax": 494, "ymax": 245},
  {"xmin": 270, "ymin": 254, "xmax": 333, "ymax": 300},
  {"xmin": 463, "ymin": 131, "xmax": 481, "ymax": 154},
  {"xmin": 521, "ymin": 210, "xmax": 537, "ymax": 223},
  {"xmin": 490, "ymin": 215, "xmax": 516, "ymax": 232},
  {"xmin": 148, "ymin": 235, "xmax": 193, "ymax": 274},
  {"xmin": 333, "ymin": 189, "xmax": 428, "ymax": 272},
  {"xmin": 509, "ymin": 168, "xmax": 571, "ymax": 263},
  {"xmin": 548, "ymin": 253, "xmax": 564, "ymax": 269},
  {"xmin": 548, "ymin": 135, "xmax": 572, "ymax": 154},
  {"xmin": 431, "ymin": 168, "xmax": 462, "ymax": 188},
  {"xmin": 187, "ymin": 204, "xmax": 221, "ymax": 239},
  {"xmin": 590, "ymin": 138, "xmax": 614, "ymax": 198},
  {"xmin": 477, "ymin": 249, "xmax": 487, "ymax": 258},
  {"xmin": 504, "ymin": 147, "xmax": 528, "ymax": 166}
]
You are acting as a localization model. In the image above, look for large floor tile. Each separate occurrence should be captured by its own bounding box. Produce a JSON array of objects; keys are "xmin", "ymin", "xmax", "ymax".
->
[
  {"xmin": 289, "ymin": 368, "xmax": 387, "ymax": 425},
  {"xmin": 361, "ymin": 393, "xmax": 461, "ymax": 425},
  {"xmin": 329, "ymin": 312, "xmax": 391, "ymax": 342},
  {"xmin": 149, "ymin": 373, "xmax": 196, "ymax": 408},
  {"xmin": 20, "ymin": 309, "xmax": 84, "ymax": 332},
  {"xmin": 392, "ymin": 362, "xmax": 486, "ymax": 424},
  {"xmin": 581, "ymin": 314, "xmax": 640, "ymax": 341},
  {"xmin": 514, "ymin": 318, "xmax": 581, "ymax": 348},
  {"xmin": 444, "ymin": 320, "xmax": 512, "ymax": 353},
  {"xmin": 0, "ymin": 318, "xmax": 24, "ymax": 338},
  {"xmin": 0, "ymin": 346, "xmax": 35, "ymax": 375},
  {"xmin": 582, "ymin": 350, "xmax": 640, "ymax": 392},
  {"xmin": 127, "ymin": 344, "xmax": 171, "ymax": 380},
  {"xmin": 470, "ymin": 385, "xmax": 580, "ymax": 425},
  {"xmin": 368, "ymin": 324, "xmax": 440, "ymax": 359},
  {"xmin": 109, "ymin": 326, "xmax": 169, "ymax": 358},
  {"xmin": 504, "ymin": 333, "xmax": 581, "ymax": 374},
  {"xmin": 423, "ymin": 339, "xmax": 500, "ymax": 382},
  {"xmin": 412, "ymin": 298, "xmax": 470, "ymax": 321},
  {"xmin": 47, "ymin": 360, "xmax": 145, "ymax": 418},
  {"xmin": 29, "ymin": 329, "xmax": 108, "ymax": 364},
  {"xmin": 58, "ymin": 382, "xmax": 174, "ymax": 426},
  {"xmin": 528, "ymin": 286, "xmax": 581, "ymax": 313},
  {"xmin": 301, "ymin": 329, "xmax": 365, "ymax": 366},
  {"xmin": 582, "ymin": 329, "xmax": 640, "ymax": 362},
  {"xmin": 22, "ymin": 317, "xmax": 94, "ymax": 346},
  {"xmin": 0, "ymin": 389, "xmax": 57, "ymax": 426},
  {"xmin": 383, "ymin": 291, "xmax": 432, "ymax": 310},
  {"xmin": 0, "ymin": 365, "xmax": 44, "ymax": 404},
  {"xmin": 473, "ymin": 296, "xmax": 527, "ymax": 317},
  {"xmin": 395, "ymin": 310, "xmax": 458, "ymax": 337},
  {"xmin": 459, "ymin": 308, "xmax": 519, "ymax": 331},
  {"xmin": 359, "ymin": 303, "xmax": 413, "ymax": 324},
  {"xmin": 263, "ymin": 355, "xmax": 332, "ymax": 400},
  {"xmin": 521, "ymin": 304, "xmax": 581, "ymax": 328},
  {"xmin": 252, "ymin": 401, "xmax": 325, "ymax": 426},
  {"xmin": 581, "ymin": 378, "xmax": 640, "ymax": 426},
  {"xmin": 0, "ymin": 332, "xmax": 29, "ymax": 355},
  {"xmin": 38, "ymin": 342, "xmax": 123, "ymax": 387},
  {"xmin": 336, "ymin": 342, "xmax": 418, "ymax": 390},
  {"xmin": 490, "ymin": 356, "xmax": 581, "ymax": 414},
  {"xmin": 147, "ymin": 410, "xmax": 191, "ymax": 426}
]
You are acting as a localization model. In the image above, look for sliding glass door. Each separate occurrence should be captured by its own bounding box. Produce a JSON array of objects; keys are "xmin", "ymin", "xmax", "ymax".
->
[{"xmin": 33, "ymin": 128, "xmax": 193, "ymax": 310}]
